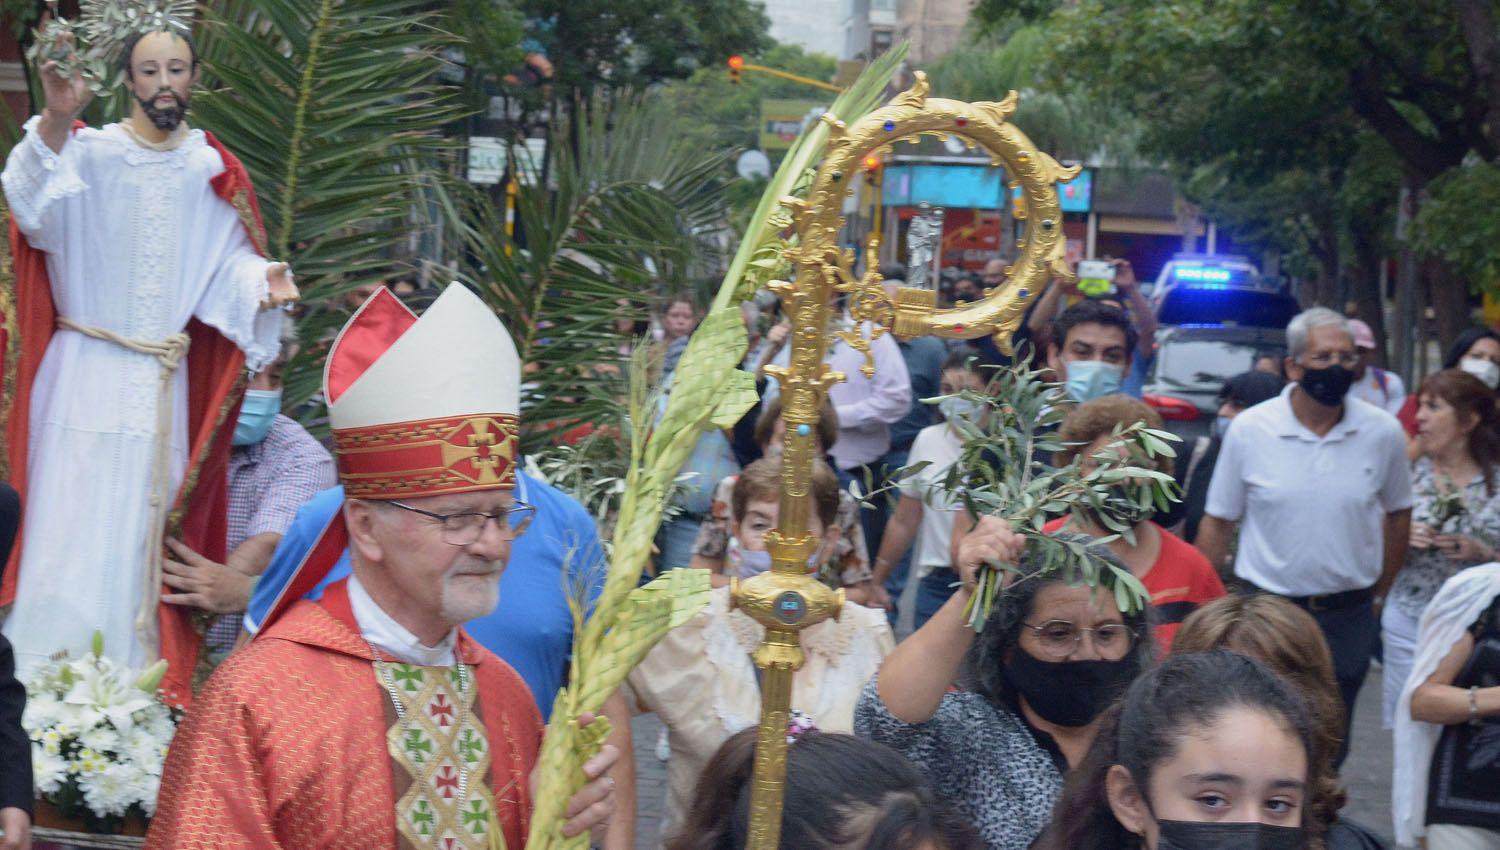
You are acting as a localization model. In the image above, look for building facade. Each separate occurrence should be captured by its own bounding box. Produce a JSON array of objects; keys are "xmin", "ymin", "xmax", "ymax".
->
[
  {"xmin": 896, "ymin": 0, "xmax": 970, "ymax": 64},
  {"xmin": 762, "ymin": 0, "xmax": 846, "ymax": 58}
]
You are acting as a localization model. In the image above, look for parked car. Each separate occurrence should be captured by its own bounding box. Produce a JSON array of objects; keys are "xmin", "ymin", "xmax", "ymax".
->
[{"xmin": 1141, "ymin": 325, "xmax": 1287, "ymax": 441}]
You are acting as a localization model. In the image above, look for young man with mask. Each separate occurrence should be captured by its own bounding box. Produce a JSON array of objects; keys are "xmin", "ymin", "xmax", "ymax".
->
[
  {"xmin": 1, "ymin": 25, "xmax": 297, "ymax": 694},
  {"xmin": 159, "ymin": 331, "xmax": 336, "ymax": 659},
  {"xmin": 1046, "ymin": 299, "xmax": 1136, "ymax": 404},
  {"xmin": 1028, "ymin": 259, "xmax": 1154, "ymax": 397},
  {"xmin": 1197, "ymin": 307, "xmax": 1413, "ymax": 764}
]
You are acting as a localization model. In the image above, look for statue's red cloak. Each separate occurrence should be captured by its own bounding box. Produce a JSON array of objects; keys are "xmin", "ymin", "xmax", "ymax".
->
[{"xmin": 0, "ymin": 126, "xmax": 271, "ymax": 707}]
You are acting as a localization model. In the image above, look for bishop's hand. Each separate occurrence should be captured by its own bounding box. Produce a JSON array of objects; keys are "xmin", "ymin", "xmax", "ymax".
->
[
  {"xmin": 263, "ymin": 263, "xmax": 300, "ymax": 310},
  {"xmin": 36, "ymin": 31, "xmax": 91, "ymax": 120}
]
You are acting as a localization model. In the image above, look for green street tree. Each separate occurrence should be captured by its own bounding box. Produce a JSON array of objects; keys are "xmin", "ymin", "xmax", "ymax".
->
[
  {"xmin": 969, "ymin": 0, "xmax": 1491, "ymax": 357},
  {"xmin": 518, "ymin": 0, "xmax": 773, "ymax": 98}
]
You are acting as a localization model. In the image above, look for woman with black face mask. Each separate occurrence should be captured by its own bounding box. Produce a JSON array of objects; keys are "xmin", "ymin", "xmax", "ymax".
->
[
  {"xmin": 854, "ymin": 519, "xmax": 1154, "ymax": 850},
  {"xmin": 1035, "ymin": 650, "xmax": 1317, "ymax": 850}
]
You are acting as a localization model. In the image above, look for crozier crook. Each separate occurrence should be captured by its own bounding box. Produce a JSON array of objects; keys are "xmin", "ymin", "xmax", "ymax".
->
[{"xmin": 730, "ymin": 71, "xmax": 1080, "ymax": 849}]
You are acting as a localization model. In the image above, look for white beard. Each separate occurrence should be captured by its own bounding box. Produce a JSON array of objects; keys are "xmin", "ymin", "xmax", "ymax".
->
[{"xmin": 439, "ymin": 563, "xmax": 502, "ymax": 624}]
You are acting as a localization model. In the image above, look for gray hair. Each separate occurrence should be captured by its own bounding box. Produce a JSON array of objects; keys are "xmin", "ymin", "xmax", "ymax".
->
[{"xmin": 1286, "ymin": 307, "xmax": 1351, "ymax": 359}]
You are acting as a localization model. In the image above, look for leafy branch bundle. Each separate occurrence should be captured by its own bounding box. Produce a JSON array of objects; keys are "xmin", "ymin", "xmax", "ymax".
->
[{"xmin": 930, "ymin": 357, "xmax": 1181, "ymax": 630}]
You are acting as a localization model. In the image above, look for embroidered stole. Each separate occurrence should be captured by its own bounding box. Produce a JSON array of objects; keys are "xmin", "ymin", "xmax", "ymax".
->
[{"xmin": 379, "ymin": 660, "xmax": 499, "ymax": 850}]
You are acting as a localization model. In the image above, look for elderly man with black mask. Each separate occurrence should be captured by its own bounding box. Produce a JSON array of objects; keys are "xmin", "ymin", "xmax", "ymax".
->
[{"xmin": 1197, "ymin": 307, "xmax": 1413, "ymax": 765}]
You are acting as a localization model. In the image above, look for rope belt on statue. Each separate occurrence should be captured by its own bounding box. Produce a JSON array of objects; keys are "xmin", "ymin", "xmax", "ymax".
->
[{"xmin": 56, "ymin": 316, "xmax": 191, "ymax": 661}]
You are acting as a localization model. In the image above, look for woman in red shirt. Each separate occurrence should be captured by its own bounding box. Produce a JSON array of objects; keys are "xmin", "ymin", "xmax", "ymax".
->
[{"xmin": 1043, "ymin": 395, "xmax": 1226, "ymax": 650}]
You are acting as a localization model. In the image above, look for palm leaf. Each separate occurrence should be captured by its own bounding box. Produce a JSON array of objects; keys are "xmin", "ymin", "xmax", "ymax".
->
[
  {"xmin": 191, "ymin": 0, "xmax": 470, "ymax": 412},
  {"xmin": 446, "ymin": 92, "xmax": 734, "ymax": 453}
]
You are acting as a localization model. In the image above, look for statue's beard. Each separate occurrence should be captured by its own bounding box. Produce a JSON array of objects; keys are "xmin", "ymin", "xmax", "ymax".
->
[{"xmin": 136, "ymin": 89, "xmax": 189, "ymax": 131}]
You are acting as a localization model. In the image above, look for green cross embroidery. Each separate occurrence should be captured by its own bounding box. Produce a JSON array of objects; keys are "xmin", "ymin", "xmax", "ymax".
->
[
  {"xmin": 462, "ymin": 799, "xmax": 490, "ymax": 834},
  {"xmin": 457, "ymin": 729, "xmax": 486, "ymax": 764},
  {"xmin": 403, "ymin": 729, "xmax": 434, "ymax": 764},
  {"xmin": 409, "ymin": 800, "xmax": 435, "ymax": 836},
  {"xmin": 392, "ymin": 664, "xmax": 425, "ymax": 692}
]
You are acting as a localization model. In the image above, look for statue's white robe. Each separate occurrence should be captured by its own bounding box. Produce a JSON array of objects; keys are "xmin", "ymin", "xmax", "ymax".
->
[{"xmin": 1, "ymin": 118, "xmax": 280, "ymax": 676}]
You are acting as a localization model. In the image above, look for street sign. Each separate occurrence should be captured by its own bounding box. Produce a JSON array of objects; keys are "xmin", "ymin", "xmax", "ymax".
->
[
  {"xmin": 760, "ymin": 98, "xmax": 827, "ymax": 151},
  {"xmin": 467, "ymin": 136, "xmax": 506, "ymax": 185}
]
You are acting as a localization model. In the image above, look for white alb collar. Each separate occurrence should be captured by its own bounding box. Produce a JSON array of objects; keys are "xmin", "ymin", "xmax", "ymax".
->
[{"xmin": 348, "ymin": 574, "xmax": 457, "ymax": 666}]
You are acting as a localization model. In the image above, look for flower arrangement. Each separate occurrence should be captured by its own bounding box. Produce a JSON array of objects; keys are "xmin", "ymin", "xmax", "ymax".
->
[
  {"xmin": 1428, "ymin": 473, "xmax": 1471, "ymax": 532},
  {"xmin": 22, "ymin": 632, "xmax": 177, "ymax": 833}
]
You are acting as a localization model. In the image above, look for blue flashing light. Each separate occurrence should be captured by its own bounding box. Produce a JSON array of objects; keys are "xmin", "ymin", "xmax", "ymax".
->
[
  {"xmin": 1175, "ymin": 267, "xmax": 1232, "ymax": 283},
  {"xmin": 1177, "ymin": 323, "xmax": 1226, "ymax": 329}
]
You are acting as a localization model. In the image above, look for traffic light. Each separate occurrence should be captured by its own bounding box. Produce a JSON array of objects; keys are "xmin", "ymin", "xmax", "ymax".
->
[
  {"xmin": 863, "ymin": 153, "xmax": 883, "ymax": 184},
  {"xmin": 727, "ymin": 54, "xmax": 744, "ymax": 85}
]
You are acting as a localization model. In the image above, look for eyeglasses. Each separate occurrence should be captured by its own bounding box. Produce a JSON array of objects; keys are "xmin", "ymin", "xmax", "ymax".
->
[
  {"xmin": 1298, "ymin": 351, "xmax": 1359, "ymax": 368},
  {"xmin": 1021, "ymin": 619, "xmax": 1137, "ymax": 660},
  {"xmin": 384, "ymin": 500, "xmax": 536, "ymax": 545}
]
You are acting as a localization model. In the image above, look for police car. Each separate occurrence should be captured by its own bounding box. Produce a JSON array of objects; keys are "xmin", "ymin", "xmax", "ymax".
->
[{"xmin": 1140, "ymin": 255, "xmax": 1298, "ymax": 439}]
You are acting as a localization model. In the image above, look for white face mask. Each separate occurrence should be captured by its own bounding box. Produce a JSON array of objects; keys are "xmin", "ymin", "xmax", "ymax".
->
[{"xmin": 1460, "ymin": 356, "xmax": 1500, "ymax": 390}]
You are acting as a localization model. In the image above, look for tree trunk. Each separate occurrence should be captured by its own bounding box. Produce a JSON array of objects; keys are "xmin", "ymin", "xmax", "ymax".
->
[
  {"xmin": 1454, "ymin": 0, "xmax": 1500, "ymax": 156},
  {"xmin": 1431, "ymin": 261, "xmax": 1472, "ymax": 361},
  {"xmin": 1349, "ymin": 224, "xmax": 1389, "ymax": 366}
]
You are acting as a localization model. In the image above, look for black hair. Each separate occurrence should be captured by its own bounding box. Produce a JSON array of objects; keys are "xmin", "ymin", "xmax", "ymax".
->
[
  {"xmin": 119, "ymin": 28, "xmax": 201, "ymax": 80},
  {"xmin": 878, "ymin": 262, "xmax": 907, "ymax": 282},
  {"xmin": 1048, "ymin": 299, "xmax": 1138, "ymax": 359},
  {"xmin": 1443, "ymin": 326, "xmax": 1500, "ymax": 370},
  {"xmin": 941, "ymin": 345, "xmax": 985, "ymax": 374},
  {"xmin": 667, "ymin": 729, "xmax": 984, "ymax": 850},
  {"xmin": 1219, "ymin": 370, "xmax": 1283, "ymax": 409},
  {"xmin": 961, "ymin": 532, "xmax": 1154, "ymax": 708},
  {"xmin": 1034, "ymin": 650, "xmax": 1318, "ymax": 850}
]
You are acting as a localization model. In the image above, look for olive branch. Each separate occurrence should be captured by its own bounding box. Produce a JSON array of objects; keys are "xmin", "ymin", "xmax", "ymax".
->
[{"xmin": 889, "ymin": 354, "xmax": 1182, "ymax": 631}]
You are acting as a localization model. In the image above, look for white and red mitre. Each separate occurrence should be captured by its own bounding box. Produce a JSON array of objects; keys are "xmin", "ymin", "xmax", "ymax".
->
[
  {"xmin": 256, "ymin": 284, "xmax": 520, "ymax": 634},
  {"xmin": 326, "ymin": 283, "xmax": 521, "ymax": 498}
]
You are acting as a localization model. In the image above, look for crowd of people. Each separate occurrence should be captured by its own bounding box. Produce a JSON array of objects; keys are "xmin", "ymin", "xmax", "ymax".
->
[
  {"xmin": 1, "ymin": 228, "xmax": 1498, "ymax": 850},
  {"xmin": 598, "ymin": 280, "xmax": 1500, "ymax": 850}
]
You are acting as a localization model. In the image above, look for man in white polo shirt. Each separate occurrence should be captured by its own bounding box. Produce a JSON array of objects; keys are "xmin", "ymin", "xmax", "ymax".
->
[{"xmin": 1197, "ymin": 307, "xmax": 1412, "ymax": 763}]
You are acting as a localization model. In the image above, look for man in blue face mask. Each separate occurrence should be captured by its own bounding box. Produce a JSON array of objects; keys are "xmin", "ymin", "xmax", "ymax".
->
[
  {"xmin": 1045, "ymin": 299, "xmax": 1136, "ymax": 404},
  {"xmin": 158, "ymin": 334, "xmax": 336, "ymax": 658}
]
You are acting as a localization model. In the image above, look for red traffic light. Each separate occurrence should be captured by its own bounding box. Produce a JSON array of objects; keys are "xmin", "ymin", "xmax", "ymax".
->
[
  {"xmin": 727, "ymin": 55, "xmax": 745, "ymax": 70},
  {"xmin": 863, "ymin": 154, "xmax": 882, "ymax": 171}
]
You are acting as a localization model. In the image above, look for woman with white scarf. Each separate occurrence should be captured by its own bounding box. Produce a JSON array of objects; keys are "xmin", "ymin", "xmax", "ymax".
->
[{"xmin": 1393, "ymin": 563, "xmax": 1500, "ymax": 849}]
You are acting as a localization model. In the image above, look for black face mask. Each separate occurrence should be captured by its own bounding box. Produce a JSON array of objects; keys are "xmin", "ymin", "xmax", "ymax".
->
[
  {"xmin": 1098, "ymin": 485, "xmax": 1155, "ymax": 526},
  {"xmin": 1297, "ymin": 364, "xmax": 1354, "ymax": 407},
  {"xmin": 1157, "ymin": 820, "xmax": 1306, "ymax": 850},
  {"xmin": 1002, "ymin": 647, "xmax": 1135, "ymax": 727}
]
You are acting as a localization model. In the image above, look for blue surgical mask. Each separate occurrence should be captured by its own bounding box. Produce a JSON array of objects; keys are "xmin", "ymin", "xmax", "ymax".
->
[
  {"xmin": 729, "ymin": 538, "xmax": 826, "ymax": 578},
  {"xmin": 1063, "ymin": 360, "xmax": 1123, "ymax": 402},
  {"xmin": 939, "ymin": 396, "xmax": 984, "ymax": 424},
  {"xmin": 729, "ymin": 540, "xmax": 774, "ymax": 579},
  {"xmin": 233, "ymin": 388, "xmax": 282, "ymax": 446},
  {"xmin": 1214, "ymin": 415, "xmax": 1234, "ymax": 437}
]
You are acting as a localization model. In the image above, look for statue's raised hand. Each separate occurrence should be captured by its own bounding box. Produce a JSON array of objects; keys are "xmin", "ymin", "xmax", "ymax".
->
[{"xmin": 37, "ymin": 31, "xmax": 91, "ymax": 119}]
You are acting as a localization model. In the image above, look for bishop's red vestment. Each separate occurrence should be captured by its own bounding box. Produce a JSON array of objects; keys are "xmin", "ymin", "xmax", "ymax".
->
[{"xmin": 144, "ymin": 579, "xmax": 542, "ymax": 849}]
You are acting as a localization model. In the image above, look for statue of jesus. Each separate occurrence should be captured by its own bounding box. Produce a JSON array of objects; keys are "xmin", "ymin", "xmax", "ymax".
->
[{"xmin": 0, "ymin": 26, "xmax": 296, "ymax": 703}]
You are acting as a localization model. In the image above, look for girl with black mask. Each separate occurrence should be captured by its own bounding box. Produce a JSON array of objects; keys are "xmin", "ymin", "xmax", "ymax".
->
[
  {"xmin": 854, "ymin": 519, "xmax": 1154, "ymax": 850},
  {"xmin": 1035, "ymin": 650, "xmax": 1316, "ymax": 850}
]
